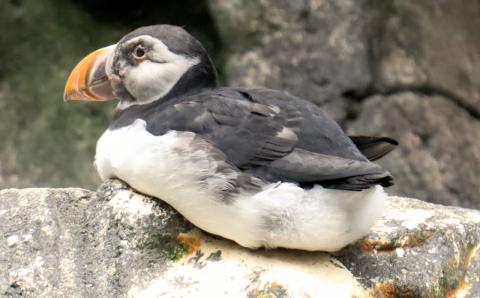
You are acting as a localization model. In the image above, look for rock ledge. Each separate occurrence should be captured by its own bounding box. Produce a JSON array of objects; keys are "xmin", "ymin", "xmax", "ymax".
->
[{"xmin": 1, "ymin": 179, "xmax": 479, "ymax": 297}]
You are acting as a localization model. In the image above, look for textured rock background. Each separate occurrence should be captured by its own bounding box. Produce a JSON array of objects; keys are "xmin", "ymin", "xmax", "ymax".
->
[
  {"xmin": 1, "ymin": 180, "xmax": 479, "ymax": 297},
  {"xmin": 0, "ymin": 0, "xmax": 479, "ymax": 207},
  {"xmin": 208, "ymin": 0, "xmax": 480, "ymax": 208}
]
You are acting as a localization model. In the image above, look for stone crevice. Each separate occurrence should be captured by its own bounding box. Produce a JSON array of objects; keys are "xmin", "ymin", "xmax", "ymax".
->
[{"xmin": 341, "ymin": 84, "xmax": 480, "ymax": 126}]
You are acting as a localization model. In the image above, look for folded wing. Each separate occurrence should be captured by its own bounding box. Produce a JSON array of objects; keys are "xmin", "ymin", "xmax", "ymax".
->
[{"xmin": 142, "ymin": 88, "xmax": 395, "ymax": 190}]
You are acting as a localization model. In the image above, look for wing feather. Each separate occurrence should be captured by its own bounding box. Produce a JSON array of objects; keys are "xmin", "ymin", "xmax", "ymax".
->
[{"xmin": 349, "ymin": 136, "xmax": 398, "ymax": 161}]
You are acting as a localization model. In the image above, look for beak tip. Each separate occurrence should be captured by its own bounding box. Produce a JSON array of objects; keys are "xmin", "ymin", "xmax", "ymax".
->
[
  {"xmin": 63, "ymin": 90, "xmax": 69, "ymax": 102},
  {"xmin": 63, "ymin": 88, "xmax": 76, "ymax": 101}
]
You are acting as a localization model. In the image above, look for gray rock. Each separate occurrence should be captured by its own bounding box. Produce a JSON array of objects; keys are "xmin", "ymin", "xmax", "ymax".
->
[
  {"xmin": 209, "ymin": 0, "xmax": 480, "ymax": 114},
  {"xmin": 348, "ymin": 92, "xmax": 480, "ymax": 208},
  {"xmin": 337, "ymin": 197, "xmax": 480, "ymax": 298},
  {"xmin": 209, "ymin": 0, "xmax": 371, "ymax": 121},
  {"xmin": 0, "ymin": 180, "xmax": 191, "ymax": 297},
  {"xmin": 1, "ymin": 180, "xmax": 480, "ymax": 297},
  {"xmin": 369, "ymin": 0, "xmax": 480, "ymax": 112}
]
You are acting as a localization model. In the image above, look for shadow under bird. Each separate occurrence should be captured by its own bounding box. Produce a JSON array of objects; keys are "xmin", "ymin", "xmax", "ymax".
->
[{"xmin": 64, "ymin": 25, "xmax": 398, "ymax": 251}]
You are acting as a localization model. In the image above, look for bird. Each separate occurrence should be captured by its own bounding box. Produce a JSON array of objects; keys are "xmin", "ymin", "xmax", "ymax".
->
[{"xmin": 63, "ymin": 25, "xmax": 397, "ymax": 252}]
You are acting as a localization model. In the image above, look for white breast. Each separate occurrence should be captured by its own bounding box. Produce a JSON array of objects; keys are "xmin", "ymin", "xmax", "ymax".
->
[
  {"xmin": 95, "ymin": 119, "xmax": 231, "ymax": 204},
  {"xmin": 95, "ymin": 120, "xmax": 386, "ymax": 251}
]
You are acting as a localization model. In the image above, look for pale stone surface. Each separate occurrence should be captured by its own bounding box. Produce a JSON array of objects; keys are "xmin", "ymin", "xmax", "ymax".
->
[
  {"xmin": 129, "ymin": 230, "xmax": 366, "ymax": 297},
  {"xmin": 1, "ymin": 179, "xmax": 480, "ymax": 297}
]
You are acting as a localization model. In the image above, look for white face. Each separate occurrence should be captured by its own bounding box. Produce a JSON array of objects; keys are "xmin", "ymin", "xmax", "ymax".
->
[{"xmin": 108, "ymin": 35, "xmax": 200, "ymax": 108}]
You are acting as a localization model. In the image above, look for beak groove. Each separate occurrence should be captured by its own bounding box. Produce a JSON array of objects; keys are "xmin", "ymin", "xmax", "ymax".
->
[{"xmin": 64, "ymin": 45, "xmax": 116, "ymax": 102}]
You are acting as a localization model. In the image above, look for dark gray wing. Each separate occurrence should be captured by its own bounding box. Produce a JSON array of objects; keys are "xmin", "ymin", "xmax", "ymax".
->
[
  {"xmin": 240, "ymin": 88, "xmax": 370, "ymax": 162},
  {"xmin": 248, "ymin": 149, "xmax": 393, "ymax": 190},
  {"xmin": 167, "ymin": 93, "xmax": 300, "ymax": 168},
  {"xmin": 349, "ymin": 136, "xmax": 398, "ymax": 161},
  {"xmin": 112, "ymin": 88, "xmax": 393, "ymax": 190}
]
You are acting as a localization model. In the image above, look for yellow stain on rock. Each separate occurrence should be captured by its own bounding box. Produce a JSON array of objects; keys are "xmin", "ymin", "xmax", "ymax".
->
[
  {"xmin": 130, "ymin": 229, "xmax": 369, "ymax": 297},
  {"xmin": 176, "ymin": 232, "xmax": 201, "ymax": 255}
]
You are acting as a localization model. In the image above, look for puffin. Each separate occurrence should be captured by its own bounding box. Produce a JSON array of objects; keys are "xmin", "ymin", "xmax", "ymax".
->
[{"xmin": 64, "ymin": 25, "xmax": 397, "ymax": 252}]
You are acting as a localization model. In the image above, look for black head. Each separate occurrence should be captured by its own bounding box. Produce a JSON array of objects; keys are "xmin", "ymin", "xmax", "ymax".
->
[
  {"xmin": 64, "ymin": 25, "xmax": 217, "ymax": 108},
  {"xmin": 110, "ymin": 25, "xmax": 218, "ymax": 107}
]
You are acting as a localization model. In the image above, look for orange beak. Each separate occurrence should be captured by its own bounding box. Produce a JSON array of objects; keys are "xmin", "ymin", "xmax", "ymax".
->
[{"xmin": 64, "ymin": 45, "xmax": 116, "ymax": 101}]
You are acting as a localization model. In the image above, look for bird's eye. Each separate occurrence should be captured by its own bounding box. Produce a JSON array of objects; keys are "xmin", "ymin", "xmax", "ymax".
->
[{"xmin": 132, "ymin": 45, "xmax": 147, "ymax": 61}]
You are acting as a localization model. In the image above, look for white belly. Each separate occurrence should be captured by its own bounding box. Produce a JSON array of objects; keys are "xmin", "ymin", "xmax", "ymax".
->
[{"xmin": 95, "ymin": 120, "xmax": 386, "ymax": 251}]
